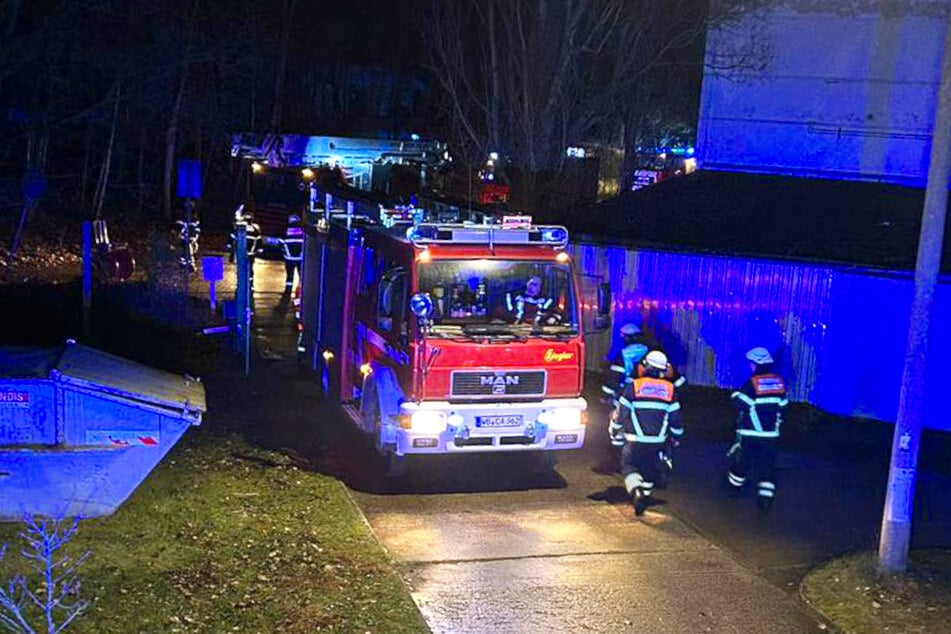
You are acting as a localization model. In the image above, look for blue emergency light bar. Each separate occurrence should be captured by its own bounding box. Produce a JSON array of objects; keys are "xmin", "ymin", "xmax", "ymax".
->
[{"xmin": 406, "ymin": 223, "xmax": 569, "ymax": 248}]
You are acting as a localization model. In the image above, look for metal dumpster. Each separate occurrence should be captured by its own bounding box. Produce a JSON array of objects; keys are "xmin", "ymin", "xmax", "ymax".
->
[{"xmin": 0, "ymin": 340, "xmax": 205, "ymax": 520}]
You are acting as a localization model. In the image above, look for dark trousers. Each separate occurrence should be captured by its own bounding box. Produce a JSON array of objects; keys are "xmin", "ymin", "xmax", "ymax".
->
[
  {"xmin": 620, "ymin": 442, "xmax": 664, "ymax": 499},
  {"xmin": 284, "ymin": 260, "xmax": 300, "ymax": 288},
  {"xmin": 728, "ymin": 436, "xmax": 778, "ymax": 500}
]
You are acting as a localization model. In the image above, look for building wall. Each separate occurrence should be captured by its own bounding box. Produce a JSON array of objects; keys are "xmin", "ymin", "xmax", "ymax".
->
[
  {"xmin": 697, "ymin": 1, "xmax": 948, "ymax": 184},
  {"xmin": 572, "ymin": 241, "xmax": 951, "ymax": 430}
]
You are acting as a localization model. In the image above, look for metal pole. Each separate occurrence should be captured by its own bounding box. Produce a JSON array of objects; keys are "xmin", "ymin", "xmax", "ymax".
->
[
  {"xmin": 878, "ymin": 6, "xmax": 951, "ymax": 574},
  {"xmin": 316, "ymin": 194, "xmax": 331, "ymax": 373},
  {"xmin": 235, "ymin": 223, "xmax": 249, "ymax": 373},
  {"xmin": 81, "ymin": 221, "xmax": 92, "ymax": 336}
]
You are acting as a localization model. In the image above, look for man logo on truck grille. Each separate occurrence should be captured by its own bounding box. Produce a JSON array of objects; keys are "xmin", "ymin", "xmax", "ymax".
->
[{"xmin": 481, "ymin": 374, "xmax": 520, "ymax": 395}]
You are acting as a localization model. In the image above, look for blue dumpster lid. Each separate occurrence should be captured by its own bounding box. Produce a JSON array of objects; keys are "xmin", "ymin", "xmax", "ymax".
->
[
  {"xmin": 0, "ymin": 346, "xmax": 61, "ymax": 378},
  {"xmin": 53, "ymin": 343, "xmax": 207, "ymax": 414}
]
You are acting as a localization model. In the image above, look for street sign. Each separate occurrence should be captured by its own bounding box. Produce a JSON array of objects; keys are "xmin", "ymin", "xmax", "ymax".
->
[
  {"xmin": 201, "ymin": 256, "xmax": 224, "ymax": 282},
  {"xmin": 176, "ymin": 159, "xmax": 202, "ymax": 198}
]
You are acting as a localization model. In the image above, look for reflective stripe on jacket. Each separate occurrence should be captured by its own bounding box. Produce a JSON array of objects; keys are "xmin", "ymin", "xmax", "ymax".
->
[
  {"xmin": 731, "ymin": 373, "xmax": 788, "ymax": 438},
  {"xmin": 616, "ymin": 376, "xmax": 682, "ymax": 444}
]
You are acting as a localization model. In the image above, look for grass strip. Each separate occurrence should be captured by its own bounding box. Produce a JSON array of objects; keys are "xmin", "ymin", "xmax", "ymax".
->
[
  {"xmin": 0, "ymin": 429, "xmax": 429, "ymax": 633},
  {"xmin": 802, "ymin": 550, "xmax": 951, "ymax": 634}
]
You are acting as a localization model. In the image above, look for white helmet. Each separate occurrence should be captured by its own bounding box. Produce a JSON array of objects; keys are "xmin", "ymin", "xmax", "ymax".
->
[
  {"xmin": 644, "ymin": 350, "xmax": 668, "ymax": 371},
  {"xmin": 620, "ymin": 323, "xmax": 641, "ymax": 337},
  {"xmin": 746, "ymin": 347, "xmax": 774, "ymax": 365}
]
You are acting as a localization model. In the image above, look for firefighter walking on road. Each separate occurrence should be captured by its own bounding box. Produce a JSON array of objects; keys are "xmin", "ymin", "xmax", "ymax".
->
[
  {"xmin": 283, "ymin": 213, "xmax": 304, "ymax": 292},
  {"xmin": 610, "ymin": 350, "xmax": 684, "ymax": 517},
  {"xmin": 726, "ymin": 347, "xmax": 789, "ymax": 511}
]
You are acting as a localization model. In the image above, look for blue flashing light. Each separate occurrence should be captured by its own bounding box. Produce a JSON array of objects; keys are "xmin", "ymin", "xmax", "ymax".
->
[
  {"xmin": 542, "ymin": 228, "xmax": 568, "ymax": 244},
  {"xmin": 411, "ymin": 133, "xmax": 421, "ymax": 141}
]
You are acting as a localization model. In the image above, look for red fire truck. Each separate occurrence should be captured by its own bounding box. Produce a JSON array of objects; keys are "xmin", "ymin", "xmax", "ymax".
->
[{"xmin": 302, "ymin": 201, "xmax": 606, "ymax": 470}]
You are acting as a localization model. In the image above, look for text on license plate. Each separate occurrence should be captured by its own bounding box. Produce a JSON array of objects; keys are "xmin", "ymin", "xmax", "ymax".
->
[{"xmin": 475, "ymin": 415, "xmax": 523, "ymax": 428}]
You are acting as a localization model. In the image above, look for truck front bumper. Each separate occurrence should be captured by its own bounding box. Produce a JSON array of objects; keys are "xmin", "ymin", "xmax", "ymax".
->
[{"xmin": 393, "ymin": 397, "xmax": 587, "ymax": 455}]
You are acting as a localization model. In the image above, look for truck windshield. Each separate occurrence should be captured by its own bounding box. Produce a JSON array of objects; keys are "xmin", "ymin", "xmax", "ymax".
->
[{"xmin": 417, "ymin": 259, "xmax": 578, "ymax": 336}]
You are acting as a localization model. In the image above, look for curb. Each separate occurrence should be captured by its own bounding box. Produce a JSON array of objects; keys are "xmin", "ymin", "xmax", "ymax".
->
[{"xmin": 338, "ymin": 480, "xmax": 434, "ymax": 633}]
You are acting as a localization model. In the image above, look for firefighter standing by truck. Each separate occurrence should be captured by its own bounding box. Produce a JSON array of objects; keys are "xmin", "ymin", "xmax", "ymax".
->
[
  {"xmin": 228, "ymin": 206, "xmax": 262, "ymax": 290},
  {"xmin": 726, "ymin": 347, "xmax": 788, "ymax": 511},
  {"xmin": 282, "ymin": 213, "xmax": 304, "ymax": 292},
  {"xmin": 601, "ymin": 323, "xmax": 649, "ymax": 406},
  {"xmin": 609, "ymin": 350, "xmax": 684, "ymax": 516}
]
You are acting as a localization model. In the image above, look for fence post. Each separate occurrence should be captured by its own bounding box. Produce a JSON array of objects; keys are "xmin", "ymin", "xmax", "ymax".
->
[
  {"xmin": 82, "ymin": 221, "xmax": 93, "ymax": 336},
  {"xmin": 234, "ymin": 223, "xmax": 250, "ymax": 375}
]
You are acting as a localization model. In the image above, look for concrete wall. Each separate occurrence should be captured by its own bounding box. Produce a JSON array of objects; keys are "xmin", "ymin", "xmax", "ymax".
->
[{"xmin": 697, "ymin": 1, "xmax": 948, "ymax": 184}]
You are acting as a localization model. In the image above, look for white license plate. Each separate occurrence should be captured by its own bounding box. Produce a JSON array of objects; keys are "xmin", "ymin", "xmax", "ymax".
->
[{"xmin": 476, "ymin": 415, "xmax": 523, "ymax": 428}]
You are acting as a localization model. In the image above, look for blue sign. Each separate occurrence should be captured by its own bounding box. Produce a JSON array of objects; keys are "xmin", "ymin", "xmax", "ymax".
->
[
  {"xmin": 201, "ymin": 256, "xmax": 224, "ymax": 282},
  {"xmin": 176, "ymin": 159, "xmax": 202, "ymax": 198}
]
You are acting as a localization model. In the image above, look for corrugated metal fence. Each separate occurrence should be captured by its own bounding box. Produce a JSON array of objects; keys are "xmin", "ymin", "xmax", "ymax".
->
[{"xmin": 571, "ymin": 241, "xmax": 951, "ymax": 431}]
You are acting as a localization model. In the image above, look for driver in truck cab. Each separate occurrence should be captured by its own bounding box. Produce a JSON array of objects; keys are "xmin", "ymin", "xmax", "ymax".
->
[{"xmin": 506, "ymin": 275, "xmax": 555, "ymax": 325}]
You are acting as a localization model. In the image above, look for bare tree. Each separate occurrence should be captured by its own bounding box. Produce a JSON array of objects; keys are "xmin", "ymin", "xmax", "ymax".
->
[
  {"xmin": 422, "ymin": 0, "xmax": 770, "ymax": 210},
  {"xmin": 271, "ymin": 0, "xmax": 298, "ymax": 132}
]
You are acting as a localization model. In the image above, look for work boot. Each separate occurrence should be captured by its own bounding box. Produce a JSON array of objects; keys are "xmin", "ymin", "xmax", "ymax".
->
[
  {"xmin": 756, "ymin": 495, "xmax": 774, "ymax": 512},
  {"xmin": 633, "ymin": 491, "xmax": 649, "ymax": 517}
]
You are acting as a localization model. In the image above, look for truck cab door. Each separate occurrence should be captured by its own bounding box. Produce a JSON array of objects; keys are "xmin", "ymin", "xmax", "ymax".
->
[{"xmin": 377, "ymin": 268, "xmax": 410, "ymax": 350}]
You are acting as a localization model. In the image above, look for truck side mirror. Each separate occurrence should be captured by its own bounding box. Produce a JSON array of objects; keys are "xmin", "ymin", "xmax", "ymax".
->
[{"xmin": 595, "ymin": 282, "xmax": 611, "ymax": 331}]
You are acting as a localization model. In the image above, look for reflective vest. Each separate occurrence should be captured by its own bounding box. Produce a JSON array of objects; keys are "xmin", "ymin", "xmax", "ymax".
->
[
  {"xmin": 506, "ymin": 292, "xmax": 553, "ymax": 323},
  {"xmin": 283, "ymin": 225, "xmax": 303, "ymax": 262},
  {"xmin": 602, "ymin": 343, "xmax": 648, "ymax": 402},
  {"xmin": 731, "ymin": 373, "xmax": 788, "ymax": 438},
  {"xmin": 230, "ymin": 222, "xmax": 261, "ymax": 255},
  {"xmin": 616, "ymin": 376, "xmax": 683, "ymax": 444}
]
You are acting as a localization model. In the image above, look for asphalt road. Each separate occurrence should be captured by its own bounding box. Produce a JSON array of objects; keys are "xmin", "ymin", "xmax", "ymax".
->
[{"xmin": 236, "ymin": 258, "xmax": 951, "ymax": 633}]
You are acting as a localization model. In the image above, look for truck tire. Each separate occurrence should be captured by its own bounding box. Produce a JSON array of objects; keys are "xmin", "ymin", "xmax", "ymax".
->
[
  {"xmin": 383, "ymin": 450, "xmax": 408, "ymax": 479},
  {"xmin": 533, "ymin": 451, "xmax": 558, "ymax": 474}
]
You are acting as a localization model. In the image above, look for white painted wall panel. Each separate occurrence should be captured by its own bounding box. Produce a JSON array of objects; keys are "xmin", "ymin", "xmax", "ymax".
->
[{"xmin": 697, "ymin": 2, "xmax": 947, "ymax": 184}]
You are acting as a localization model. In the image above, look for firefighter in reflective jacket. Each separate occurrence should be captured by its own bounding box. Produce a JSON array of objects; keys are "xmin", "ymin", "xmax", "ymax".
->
[
  {"xmin": 727, "ymin": 347, "xmax": 789, "ymax": 511},
  {"xmin": 609, "ymin": 350, "xmax": 683, "ymax": 516},
  {"xmin": 283, "ymin": 214, "xmax": 304, "ymax": 292},
  {"xmin": 628, "ymin": 348, "xmax": 685, "ymax": 481},
  {"xmin": 228, "ymin": 207, "xmax": 261, "ymax": 289},
  {"xmin": 506, "ymin": 275, "xmax": 553, "ymax": 324},
  {"xmin": 601, "ymin": 323, "xmax": 648, "ymax": 406}
]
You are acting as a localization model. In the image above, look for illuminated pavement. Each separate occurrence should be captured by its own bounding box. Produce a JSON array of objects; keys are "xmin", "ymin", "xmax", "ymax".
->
[{"xmin": 349, "ymin": 445, "xmax": 820, "ymax": 633}]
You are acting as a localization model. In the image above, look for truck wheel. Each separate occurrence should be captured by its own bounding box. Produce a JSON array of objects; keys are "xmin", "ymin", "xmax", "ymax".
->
[
  {"xmin": 533, "ymin": 452, "xmax": 558, "ymax": 474},
  {"xmin": 383, "ymin": 450, "xmax": 408, "ymax": 479},
  {"xmin": 316, "ymin": 353, "xmax": 331, "ymax": 400}
]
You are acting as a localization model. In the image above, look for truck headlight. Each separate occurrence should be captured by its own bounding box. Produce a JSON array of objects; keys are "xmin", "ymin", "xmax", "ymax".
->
[
  {"xmin": 410, "ymin": 410, "xmax": 447, "ymax": 433},
  {"xmin": 539, "ymin": 408, "xmax": 582, "ymax": 430}
]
